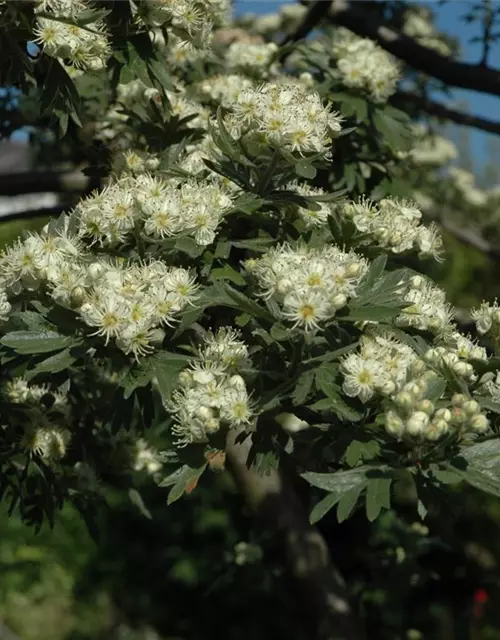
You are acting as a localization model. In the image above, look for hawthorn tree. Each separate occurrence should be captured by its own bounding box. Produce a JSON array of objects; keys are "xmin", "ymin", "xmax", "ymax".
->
[{"xmin": 1, "ymin": 1, "xmax": 500, "ymax": 639}]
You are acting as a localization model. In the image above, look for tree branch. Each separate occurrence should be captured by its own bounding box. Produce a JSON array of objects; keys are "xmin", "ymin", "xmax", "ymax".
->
[
  {"xmin": 439, "ymin": 217, "xmax": 500, "ymax": 263},
  {"xmin": 390, "ymin": 91, "xmax": 500, "ymax": 136},
  {"xmin": 226, "ymin": 428, "xmax": 364, "ymax": 640},
  {"xmin": 280, "ymin": 0, "xmax": 333, "ymax": 48},
  {"xmin": 0, "ymin": 171, "xmax": 101, "ymax": 196},
  {"xmin": 329, "ymin": 1, "xmax": 500, "ymax": 97}
]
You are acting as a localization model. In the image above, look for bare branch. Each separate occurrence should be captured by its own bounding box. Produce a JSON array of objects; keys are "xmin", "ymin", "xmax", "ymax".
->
[
  {"xmin": 226, "ymin": 428, "xmax": 364, "ymax": 640},
  {"xmin": 391, "ymin": 91, "xmax": 500, "ymax": 136},
  {"xmin": 329, "ymin": 2, "xmax": 500, "ymax": 97}
]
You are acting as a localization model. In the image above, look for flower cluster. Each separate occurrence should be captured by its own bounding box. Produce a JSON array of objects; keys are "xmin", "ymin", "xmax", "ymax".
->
[
  {"xmin": 135, "ymin": 0, "xmax": 230, "ymax": 48},
  {"xmin": 75, "ymin": 174, "xmax": 233, "ymax": 247},
  {"xmin": 409, "ymin": 126, "xmax": 457, "ymax": 166},
  {"xmin": 247, "ymin": 3, "xmax": 307, "ymax": 36},
  {"xmin": 286, "ymin": 183, "xmax": 332, "ymax": 228},
  {"xmin": 5, "ymin": 378, "xmax": 71, "ymax": 462},
  {"xmin": 385, "ymin": 382, "xmax": 489, "ymax": 441},
  {"xmin": 195, "ymin": 74, "xmax": 254, "ymax": 108},
  {"xmin": 0, "ymin": 225, "xmax": 199, "ymax": 359},
  {"xmin": 342, "ymin": 197, "xmax": 443, "ymax": 260},
  {"xmin": 403, "ymin": 7, "xmax": 453, "ymax": 56},
  {"xmin": 397, "ymin": 276, "xmax": 453, "ymax": 335},
  {"xmin": 34, "ymin": 0, "xmax": 110, "ymax": 71},
  {"xmin": 246, "ymin": 243, "xmax": 368, "ymax": 331},
  {"xmin": 331, "ymin": 28, "xmax": 400, "ymax": 102},
  {"xmin": 78, "ymin": 259, "xmax": 198, "ymax": 358},
  {"xmin": 131, "ymin": 438, "xmax": 163, "ymax": 475},
  {"xmin": 168, "ymin": 328, "xmax": 254, "ymax": 446},
  {"xmin": 471, "ymin": 300, "xmax": 500, "ymax": 337},
  {"xmin": 224, "ymin": 42, "xmax": 278, "ymax": 76},
  {"xmin": 225, "ymin": 82, "xmax": 342, "ymax": 156},
  {"xmin": 342, "ymin": 331, "xmax": 418, "ymax": 402}
]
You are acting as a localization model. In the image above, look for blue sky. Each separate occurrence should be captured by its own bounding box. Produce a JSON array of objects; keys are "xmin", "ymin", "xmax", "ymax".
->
[{"xmin": 234, "ymin": 1, "xmax": 500, "ymax": 175}]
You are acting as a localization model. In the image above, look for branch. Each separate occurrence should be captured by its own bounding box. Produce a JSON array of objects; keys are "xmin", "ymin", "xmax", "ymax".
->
[
  {"xmin": 329, "ymin": 2, "xmax": 500, "ymax": 97},
  {"xmin": 226, "ymin": 428, "xmax": 364, "ymax": 640},
  {"xmin": 281, "ymin": 0, "xmax": 333, "ymax": 48},
  {"xmin": 0, "ymin": 171, "xmax": 101, "ymax": 196},
  {"xmin": 390, "ymin": 91, "xmax": 500, "ymax": 136},
  {"xmin": 0, "ymin": 205, "xmax": 66, "ymax": 224},
  {"xmin": 439, "ymin": 217, "xmax": 500, "ymax": 262}
]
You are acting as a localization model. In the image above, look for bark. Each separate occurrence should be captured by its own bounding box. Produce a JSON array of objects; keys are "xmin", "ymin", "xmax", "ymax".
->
[{"xmin": 226, "ymin": 429, "xmax": 364, "ymax": 640}]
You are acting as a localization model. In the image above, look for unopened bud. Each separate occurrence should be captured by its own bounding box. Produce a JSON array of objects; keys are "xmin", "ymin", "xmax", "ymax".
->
[
  {"xmin": 406, "ymin": 411, "xmax": 429, "ymax": 436},
  {"xmin": 463, "ymin": 400, "xmax": 480, "ymax": 415},
  {"xmin": 331, "ymin": 293, "xmax": 347, "ymax": 310},
  {"xmin": 470, "ymin": 413, "xmax": 489, "ymax": 433}
]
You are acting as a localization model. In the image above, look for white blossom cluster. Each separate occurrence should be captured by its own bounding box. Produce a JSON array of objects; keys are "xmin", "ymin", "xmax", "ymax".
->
[
  {"xmin": 448, "ymin": 167, "xmax": 488, "ymax": 208},
  {"xmin": 225, "ymin": 82, "xmax": 342, "ymax": 156},
  {"xmin": 0, "ymin": 225, "xmax": 199, "ymax": 359},
  {"xmin": 386, "ymin": 383, "xmax": 489, "ymax": 442},
  {"xmin": 34, "ymin": 0, "xmax": 110, "ymax": 71},
  {"xmin": 75, "ymin": 174, "xmax": 233, "ymax": 247},
  {"xmin": 341, "ymin": 329, "xmax": 487, "ymax": 405},
  {"xmin": 134, "ymin": 0, "xmax": 230, "ymax": 48},
  {"xmin": 245, "ymin": 243, "xmax": 368, "ymax": 331},
  {"xmin": 286, "ymin": 183, "xmax": 332, "ymax": 228},
  {"xmin": 224, "ymin": 42, "xmax": 278, "ymax": 76},
  {"xmin": 194, "ymin": 74, "xmax": 254, "ymax": 108},
  {"xmin": 6, "ymin": 378, "xmax": 71, "ymax": 462},
  {"xmin": 342, "ymin": 197, "xmax": 443, "ymax": 260},
  {"xmin": 409, "ymin": 126, "xmax": 458, "ymax": 166},
  {"xmin": 403, "ymin": 7, "xmax": 453, "ymax": 56},
  {"xmin": 471, "ymin": 300, "xmax": 500, "ymax": 336},
  {"xmin": 246, "ymin": 3, "xmax": 307, "ymax": 36},
  {"xmin": 331, "ymin": 28, "xmax": 400, "ymax": 103},
  {"xmin": 342, "ymin": 331, "xmax": 418, "ymax": 402},
  {"xmin": 168, "ymin": 328, "xmax": 254, "ymax": 447},
  {"xmin": 397, "ymin": 276, "xmax": 453, "ymax": 335},
  {"xmin": 132, "ymin": 438, "xmax": 163, "ymax": 475}
]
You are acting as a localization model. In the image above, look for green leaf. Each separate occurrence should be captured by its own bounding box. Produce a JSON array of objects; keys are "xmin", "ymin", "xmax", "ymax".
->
[
  {"xmin": 293, "ymin": 370, "xmax": 315, "ymax": 406},
  {"xmin": 175, "ymin": 236, "xmax": 205, "ymax": 258},
  {"xmin": 211, "ymin": 264, "xmax": 246, "ymax": 286},
  {"xmin": 337, "ymin": 484, "xmax": 364, "ymax": 523},
  {"xmin": 342, "ymin": 305, "xmax": 401, "ymax": 323},
  {"xmin": 344, "ymin": 439, "xmax": 380, "ymax": 467},
  {"xmin": 204, "ymin": 281, "xmax": 272, "ymax": 321},
  {"xmin": 1, "ymin": 331, "xmax": 78, "ymax": 355},
  {"xmin": 153, "ymin": 353, "xmax": 190, "ymax": 403},
  {"xmin": 365, "ymin": 476, "xmax": 392, "ymax": 522},
  {"xmin": 477, "ymin": 396, "xmax": 500, "ymax": 415},
  {"xmin": 445, "ymin": 439, "xmax": 500, "ymax": 497},
  {"xmin": 303, "ymin": 465, "xmax": 372, "ymax": 492},
  {"xmin": 295, "ymin": 161, "xmax": 317, "ymax": 180},
  {"xmin": 310, "ymin": 492, "xmax": 340, "ymax": 524},
  {"xmin": 129, "ymin": 488, "xmax": 152, "ymax": 520},
  {"xmin": 167, "ymin": 464, "xmax": 207, "ymax": 505},
  {"xmin": 358, "ymin": 255, "xmax": 387, "ymax": 294},
  {"xmin": 25, "ymin": 348, "xmax": 76, "ymax": 380}
]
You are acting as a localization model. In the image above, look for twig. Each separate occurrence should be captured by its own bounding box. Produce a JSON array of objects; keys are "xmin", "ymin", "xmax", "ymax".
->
[
  {"xmin": 390, "ymin": 91, "xmax": 500, "ymax": 136},
  {"xmin": 226, "ymin": 428, "xmax": 364, "ymax": 640}
]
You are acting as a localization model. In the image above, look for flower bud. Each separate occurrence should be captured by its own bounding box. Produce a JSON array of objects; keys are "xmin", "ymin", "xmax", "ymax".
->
[
  {"xmin": 346, "ymin": 262, "xmax": 363, "ymax": 278},
  {"xmin": 87, "ymin": 262, "xmax": 105, "ymax": 280},
  {"xmin": 380, "ymin": 380, "xmax": 396, "ymax": 396},
  {"xmin": 70, "ymin": 286, "xmax": 86, "ymax": 308},
  {"xmin": 493, "ymin": 309, "xmax": 500, "ymax": 325},
  {"xmin": 452, "ymin": 393, "xmax": 467, "ymax": 407},
  {"xmin": 451, "ymin": 407, "xmax": 467, "ymax": 424},
  {"xmin": 197, "ymin": 406, "xmax": 214, "ymax": 421},
  {"xmin": 470, "ymin": 413, "xmax": 489, "ymax": 433},
  {"xmin": 331, "ymin": 293, "xmax": 347, "ymax": 310},
  {"xmin": 394, "ymin": 391, "xmax": 413, "ymax": 410},
  {"xmin": 417, "ymin": 399, "xmax": 434, "ymax": 415},
  {"xmin": 434, "ymin": 408, "xmax": 451, "ymax": 422},
  {"xmin": 205, "ymin": 418, "xmax": 220, "ymax": 434},
  {"xmin": 452, "ymin": 361, "xmax": 472, "ymax": 377},
  {"xmin": 411, "ymin": 275, "xmax": 424, "ymax": 290},
  {"xmin": 406, "ymin": 411, "xmax": 429, "ymax": 436},
  {"xmin": 385, "ymin": 411, "xmax": 404, "ymax": 437},
  {"xmin": 463, "ymin": 400, "xmax": 480, "ymax": 415}
]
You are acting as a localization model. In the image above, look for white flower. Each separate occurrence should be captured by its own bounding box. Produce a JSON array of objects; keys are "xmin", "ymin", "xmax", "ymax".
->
[{"xmin": 342, "ymin": 354, "xmax": 383, "ymax": 403}]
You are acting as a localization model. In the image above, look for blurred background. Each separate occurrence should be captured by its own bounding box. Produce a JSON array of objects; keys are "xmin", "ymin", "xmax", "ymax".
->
[{"xmin": 2, "ymin": 1, "xmax": 500, "ymax": 639}]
